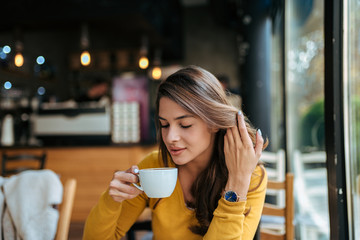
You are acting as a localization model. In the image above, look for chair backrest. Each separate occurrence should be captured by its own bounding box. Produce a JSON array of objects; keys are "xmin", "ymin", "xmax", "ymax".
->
[
  {"xmin": 55, "ymin": 178, "xmax": 77, "ymax": 240},
  {"xmin": 293, "ymin": 150, "xmax": 329, "ymax": 238},
  {"xmin": 260, "ymin": 149, "xmax": 286, "ymax": 207},
  {"xmin": 294, "ymin": 151, "xmax": 326, "ymax": 189},
  {"xmin": 1, "ymin": 152, "xmax": 47, "ymax": 177},
  {"xmin": 260, "ymin": 149, "xmax": 285, "ymax": 181},
  {"xmin": 260, "ymin": 173, "xmax": 294, "ymax": 240}
]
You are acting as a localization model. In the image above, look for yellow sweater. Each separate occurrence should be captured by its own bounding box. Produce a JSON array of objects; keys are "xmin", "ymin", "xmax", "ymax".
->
[{"xmin": 83, "ymin": 151, "xmax": 267, "ymax": 240}]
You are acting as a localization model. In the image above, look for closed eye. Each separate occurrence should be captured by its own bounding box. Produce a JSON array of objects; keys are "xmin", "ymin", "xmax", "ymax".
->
[
  {"xmin": 160, "ymin": 124, "xmax": 169, "ymax": 128},
  {"xmin": 181, "ymin": 125, "xmax": 192, "ymax": 129}
]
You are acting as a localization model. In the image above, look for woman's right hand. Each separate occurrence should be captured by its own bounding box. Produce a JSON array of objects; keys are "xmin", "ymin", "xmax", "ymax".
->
[{"xmin": 108, "ymin": 165, "xmax": 143, "ymax": 202}]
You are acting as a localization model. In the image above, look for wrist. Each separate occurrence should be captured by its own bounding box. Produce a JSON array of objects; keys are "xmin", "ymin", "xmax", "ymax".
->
[{"xmin": 225, "ymin": 174, "xmax": 251, "ymax": 199}]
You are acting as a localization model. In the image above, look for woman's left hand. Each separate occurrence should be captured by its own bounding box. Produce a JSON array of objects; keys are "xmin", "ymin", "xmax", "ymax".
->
[{"xmin": 223, "ymin": 111, "xmax": 264, "ymax": 197}]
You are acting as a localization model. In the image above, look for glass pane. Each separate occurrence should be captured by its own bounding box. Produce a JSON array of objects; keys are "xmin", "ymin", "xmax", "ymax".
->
[
  {"xmin": 285, "ymin": 0, "xmax": 329, "ymax": 239},
  {"xmin": 346, "ymin": 0, "xmax": 360, "ymax": 239}
]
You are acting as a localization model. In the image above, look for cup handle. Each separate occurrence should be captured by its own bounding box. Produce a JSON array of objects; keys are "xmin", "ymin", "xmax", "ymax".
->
[{"xmin": 132, "ymin": 182, "xmax": 143, "ymax": 191}]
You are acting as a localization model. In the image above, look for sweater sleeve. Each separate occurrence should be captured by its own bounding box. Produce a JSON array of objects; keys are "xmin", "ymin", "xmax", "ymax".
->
[
  {"xmin": 83, "ymin": 189, "xmax": 149, "ymax": 240},
  {"xmin": 83, "ymin": 151, "xmax": 160, "ymax": 240},
  {"xmin": 83, "ymin": 189, "xmax": 124, "ymax": 240},
  {"xmin": 204, "ymin": 165, "xmax": 267, "ymax": 240}
]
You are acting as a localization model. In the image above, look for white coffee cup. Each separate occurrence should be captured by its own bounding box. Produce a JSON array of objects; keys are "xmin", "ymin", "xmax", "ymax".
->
[{"xmin": 133, "ymin": 167, "xmax": 178, "ymax": 198}]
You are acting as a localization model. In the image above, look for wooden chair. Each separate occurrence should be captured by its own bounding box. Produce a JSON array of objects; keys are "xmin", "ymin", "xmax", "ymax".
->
[
  {"xmin": 1, "ymin": 152, "xmax": 47, "ymax": 176},
  {"xmin": 293, "ymin": 150, "xmax": 329, "ymax": 238},
  {"xmin": 260, "ymin": 150, "xmax": 285, "ymax": 181},
  {"xmin": 260, "ymin": 149, "xmax": 286, "ymax": 207},
  {"xmin": 1, "ymin": 169, "xmax": 76, "ymax": 240},
  {"xmin": 260, "ymin": 173, "xmax": 294, "ymax": 240},
  {"xmin": 55, "ymin": 178, "xmax": 77, "ymax": 240}
]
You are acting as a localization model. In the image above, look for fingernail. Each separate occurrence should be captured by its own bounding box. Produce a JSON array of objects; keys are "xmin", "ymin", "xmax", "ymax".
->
[
  {"xmin": 238, "ymin": 110, "xmax": 243, "ymax": 116},
  {"xmin": 134, "ymin": 168, "xmax": 139, "ymax": 174},
  {"xmin": 257, "ymin": 129, "xmax": 262, "ymax": 136}
]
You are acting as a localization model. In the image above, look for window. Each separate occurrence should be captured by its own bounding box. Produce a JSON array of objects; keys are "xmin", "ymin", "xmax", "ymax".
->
[
  {"xmin": 285, "ymin": 0, "xmax": 329, "ymax": 239},
  {"xmin": 344, "ymin": 0, "xmax": 360, "ymax": 239}
]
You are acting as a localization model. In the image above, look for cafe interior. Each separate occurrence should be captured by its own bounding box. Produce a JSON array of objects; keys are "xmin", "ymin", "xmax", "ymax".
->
[{"xmin": 0, "ymin": 0, "xmax": 360, "ymax": 239}]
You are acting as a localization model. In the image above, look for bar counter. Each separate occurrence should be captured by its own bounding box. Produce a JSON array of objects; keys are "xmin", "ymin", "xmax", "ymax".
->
[{"xmin": 0, "ymin": 144, "xmax": 158, "ymax": 222}]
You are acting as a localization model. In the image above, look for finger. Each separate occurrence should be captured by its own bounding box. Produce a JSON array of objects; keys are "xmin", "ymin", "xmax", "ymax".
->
[
  {"xmin": 225, "ymin": 128, "xmax": 235, "ymax": 147},
  {"xmin": 109, "ymin": 183, "xmax": 142, "ymax": 196},
  {"xmin": 116, "ymin": 182, "xmax": 143, "ymax": 195},
  {"xmin": 125, "ymin": 165, "xmax": 140, "ymax": 182},
  {"xmin": 132, "ymin": 165, "xmax": 140, "ymax": 174},
  {"xmin": 231, "ymin": 125, "xmax": 242, "ymax": 147},
  {"xmin": 109, "ymin": 188, "xmax": 138, "ymax": 202},
  {"xmin": 109, "ymin": 179, "xmax": 142, "ymax": 195},
  {"xmin": 254, "ymin": 129, "xmax": 264, "ymax": 158},
  {"xmin": 125, "ymin": 165, "xmax": 139, "ymax": 174},
  {"xmin": 237, "ymin": 111, "xmax": 253, "ymax": 147},
  {"xmin": 113, "ymin": 171, "xmax": 138, "ymax": 184},
  {"xmin": 224, "ymin": 130, "xmax": 230, "ymax": 153}
]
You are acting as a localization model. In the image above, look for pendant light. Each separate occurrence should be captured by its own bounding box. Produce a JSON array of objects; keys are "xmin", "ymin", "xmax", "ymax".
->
[
  {"xmin": 151, "ymin": 49, "xmax": 162, "ymax": 80},
  {"xmin": 80, "ymin": 23, "xmax": 91, "ymax": 66},
  {"xmin": 139, "ymin": 35, "xmax": 149, "ymax": 69},
  {"xmin": 14, "ymin": 39, "xmax": 24, "ymax": 68}
]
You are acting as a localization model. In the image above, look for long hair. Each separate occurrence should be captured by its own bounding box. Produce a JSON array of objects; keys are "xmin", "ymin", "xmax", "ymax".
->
[{"xmin": 155, "ymin": 65, "xmax": 268, "ymax": 235}]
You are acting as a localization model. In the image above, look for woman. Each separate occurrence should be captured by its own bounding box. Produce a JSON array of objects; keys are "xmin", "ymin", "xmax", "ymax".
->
[{"xmin": 83, "ymin": 66, "xmax": 268, "ymax": 240}]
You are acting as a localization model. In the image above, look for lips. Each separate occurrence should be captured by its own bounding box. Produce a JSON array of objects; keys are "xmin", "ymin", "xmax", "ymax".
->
[{"xmin": 169, "ymin": 147, "xmax": 186, "ymax": 156}]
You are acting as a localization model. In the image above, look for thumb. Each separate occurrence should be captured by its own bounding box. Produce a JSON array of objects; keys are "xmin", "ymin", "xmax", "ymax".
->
[{"xmin": 125, "ymin": 165, "xmax": 139, "ymax": 174}]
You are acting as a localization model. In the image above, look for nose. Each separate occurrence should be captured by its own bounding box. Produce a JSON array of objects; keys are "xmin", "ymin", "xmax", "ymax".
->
[{"xmin": 164, "ymin": 126, "xmax": 180, "ymax": 143}]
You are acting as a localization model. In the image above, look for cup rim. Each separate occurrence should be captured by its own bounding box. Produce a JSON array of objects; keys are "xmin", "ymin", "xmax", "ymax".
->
[{"xmin": 139, "ymin": 167, "xmax": 177, "ymax": 172}]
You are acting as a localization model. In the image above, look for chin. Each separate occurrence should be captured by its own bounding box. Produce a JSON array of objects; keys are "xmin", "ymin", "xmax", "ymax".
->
[{"xmin": 171, "ymin": 156, "xmax": 190, "ymax": 166}]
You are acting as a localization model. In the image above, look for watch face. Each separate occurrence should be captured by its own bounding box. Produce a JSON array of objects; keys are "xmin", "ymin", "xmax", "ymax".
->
[{"xmin": 224, "ymin": 191, "xmax": 237, "ymax": 202}]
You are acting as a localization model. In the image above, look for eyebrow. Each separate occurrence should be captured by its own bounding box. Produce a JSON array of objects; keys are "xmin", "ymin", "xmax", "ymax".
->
[{"xmin": 158, "ymin": 115, "xmax": 195, "ymax": 121}]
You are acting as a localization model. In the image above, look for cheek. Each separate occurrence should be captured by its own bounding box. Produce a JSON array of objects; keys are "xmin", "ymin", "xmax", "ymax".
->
[
  {"xmin": 182, "ymin": 129, "xmax": 195, "ymax": 140},
  {"xmin": 187, "ymin": 129, "xmax": 211, "ymax": 144}
]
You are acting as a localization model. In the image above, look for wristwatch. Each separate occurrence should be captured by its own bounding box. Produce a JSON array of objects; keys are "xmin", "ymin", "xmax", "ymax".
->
[
  {"xmin": 224, "ymin": 190, "xmax": 238, "ymax": 202},
  {"xmin": 224, "ymin": 190, "xmax": 247, "ymax": 202}
]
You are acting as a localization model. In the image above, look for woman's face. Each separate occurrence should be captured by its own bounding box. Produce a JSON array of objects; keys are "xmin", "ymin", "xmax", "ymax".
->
[{"xmin": 158, "ymin": 97, "xmax": 216, "ymax": 166}]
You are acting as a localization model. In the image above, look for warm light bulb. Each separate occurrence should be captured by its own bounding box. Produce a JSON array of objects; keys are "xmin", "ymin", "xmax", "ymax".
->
[
  {"xmin": 152, "ymin": 67, "xmax": 162, "ymax": 80},
  {"xmin": 80, "ymin": 51, "xmax": 91, "ymax": 66},
  {"xmin": 139, "ymin": 56, "xmax": 149, "ymax": 69},
  {"xmin": 14, "ymin": 53, "xmax": 24, "ymax": 67}
]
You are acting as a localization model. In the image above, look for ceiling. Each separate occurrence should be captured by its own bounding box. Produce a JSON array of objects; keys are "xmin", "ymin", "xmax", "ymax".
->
[
  {"xmin": 1, "ymin": 0, "xmax": 180, "ymax": 31},
  {"xmin": 0, "ymin": 0, "xmax": 242, "ymax": 62},
  {"xmin": 0, "ymin": 0, "xmax": 184, "ymax": 61}
]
